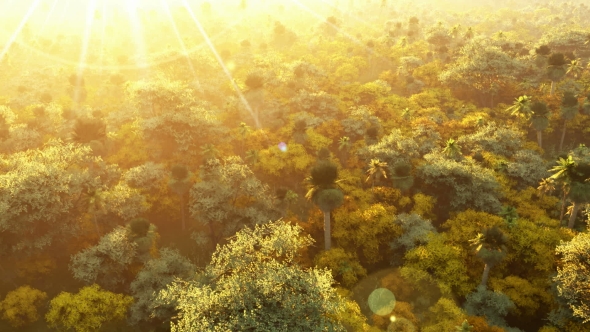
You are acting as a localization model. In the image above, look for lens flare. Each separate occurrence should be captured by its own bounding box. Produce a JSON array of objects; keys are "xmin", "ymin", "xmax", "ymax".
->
[{"xmin": 278, "ymin": 142, "xmax": 288, "ymax": 152}]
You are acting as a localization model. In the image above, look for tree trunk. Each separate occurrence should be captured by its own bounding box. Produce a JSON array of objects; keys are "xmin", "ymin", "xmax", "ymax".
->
[
  {"xmin": 180, "ymin": 196, "xmax": 186, "ymax": 231},
  {"xmin": 550, "ymin": 81, "xmax": 555, "ymax": 96},
  {"xmin": 480, "ymin": 263, "xmax": 491, "ymax": 288},
  {"xmin": 568, "ymin": 201, "xmax": 582, "ymax": 229},
  {"xmin": 323, "ymin": 210, "xmax": 331, "ymax": 251},
  {"xmin": 559, "ymin": 120, "xmax": 567, "ymax": 153},
  {"xmin": 93, "ymin": 213, "xmax": 100, "ymax": 236},
  {"xmin": 537, "ymin": 130, "xmax": 542, "ymax": 149},
  {"xmin": 559, "ymin": 188, "xmax": 568, "ymax": 226}
]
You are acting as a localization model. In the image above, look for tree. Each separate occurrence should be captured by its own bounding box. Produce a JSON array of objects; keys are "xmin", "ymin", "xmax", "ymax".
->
[
  {"xmin": 0, "ymin": 140, "xmax": 95, "ymax": 255},
  {"xmin": 306, "ymin": 161, "xmax": 344, "ymax": 251},
  {"xmin": 189, "ymin": 157, "xmax": 279, "ymax": 245},
  {"xmin": 128, "ymin": 248, "xmax": 195, "ymax": 327},
  {"xmin": 456, "ymin": 319, "xmax": 474, "ymax": 332},
  {"xmin": 442, "ymin": 138, "xmax": 462, "ymax": 160},
  {"xmin": 566, "ymin": 58, "xmax": 584, "ymax": 78},
  {"xmin": 463, "ymin": 285, "xmax": 515, "ymax": 328},
  {"xmin": 554, "ymin": 232, "xmax": 590, "ymax": 323},
  {"xmin": 547, "ymin": 53, "xmax": 567, "ymax": 96},
  {"xmin": 468, "ymin": 226, "xmax": 508, "ymax": 288},
  {"xmin": 366, "ymin": 158, "xmax": 388, "ymax": 188},
  {"xmin": 45, "ymin": 284, "xmax": 133, "ymax": 332},
  {"xmin": 71, "ymin": 117, "xmax": 106, "ymax": 145},
  {"xmin": 156, "ymin": 220, "xmax": 349, "ymax": 331},
  {"xmin": 548, "ymin": 149, "xmax": 590, "ymax": 228},
  {"xmin": 168, "ymin": 164, "xmax": 192, "ymax": 231},
  {"xmin": 0, "ymin": 286, "xmax": 47, "ymax": 328},
  {"xmin": 69, "ymin": 221, "xmax": 158, "ymax": 290},
  {"xmin": 506, "ymin": 95, "xmax": 532, "ymax": 119},
  {"xmin": 530, "ymin": 101, "xmax": 550, "ymax": 148},
  {"xmin": 559, "ymin": 92, "xmax": 579, "ymax": 153}
]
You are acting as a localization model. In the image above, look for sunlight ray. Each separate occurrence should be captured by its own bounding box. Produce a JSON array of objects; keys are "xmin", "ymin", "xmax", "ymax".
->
[
  {"xmin": 39, "ymin": 0, "xmax": 60, "ymax": 33},
  {"xmin": 99, "ymin": 0, "xmax": 107, "ymax": 74},
  {"xmin": 73, "ymin": 0, "xmax": 97, "ymax": 105},
  {"xmin": 181, "ymin": 0, "xmax": 261, "ymax": 129},
  {"xmin": 0, "ymin": 0, "xmax": 41, "ymax": 64},
  {"xmin": 160, "ymin": 0, "xmax": 201, "ymax": 89},
  {"xmin": 125, "ymin": 0, "xmax": 150, "ymax": 74}
]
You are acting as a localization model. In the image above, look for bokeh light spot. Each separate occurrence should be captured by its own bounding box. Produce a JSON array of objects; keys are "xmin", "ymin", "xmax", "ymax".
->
[
  {"xmin": 278, "ymin": 142, "xmax": 287, "ymax": 152},
  {"xmin": 368, "ymin": 288, "xmax": 396, "ymax": 316}
]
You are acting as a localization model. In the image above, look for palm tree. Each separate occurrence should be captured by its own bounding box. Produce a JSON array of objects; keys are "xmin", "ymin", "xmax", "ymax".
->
[
  {"xmin": 559, "ymin": 92, "xmax": 579, "ymax": 153},
  {"xmin": 365, "ymin": 159, "xmax": 388, "ymax": 189},
  {"xmin": 238, "ymin": 122, "xmax": 251, "ymax": 155},
  {"xmin": 549, "ymin": 155, "xmax": 576, "ymax": 226},
  {"xmin": 455, "ymin": 320, "xmax": 474, "ymax": 332},
  {"xmin": 391, "ymin": 161, "xmax": 414, "ymax": 192},
  {"xmin": 77, "ymin": 188, "xmax": 104, "ymax": 236},
  {"xmin": 530, "ymin": 101, "xmax": 550, "ymax": 148},
  {"xmin": 547, "ymin": 53, "xmax": 567, "ymax": 96},
  {"xmin": 566, "ymin": 58, "xmax": 584, "ymax": 78},
  {"xmin": 401, "ymin": 108, "xmax": 412, "ymax": 121},
  {"xmin": 499, "ymin": 206, "xmax": 518, "ymax": 229},
  {"xmin": 168, "ymin": 164, "xmax": 192, "ymax": 231},
  {"xmin": 201, "ymin": 144, "xmax": 219, "ymax": 161},
  {"xmin": 442, "ymin": 138, "xmax": 462, "ymax": 160},
  {"xmin": 305, "ymin": 161, "xmax": 344, "ymax": 251},
  {"xmin": 506, "ymin": 95, "xmax": 532, "ymax": 119},
  {"xmin": 548, "ymin": 154, "xmax": 590, "ymax": 228},
  {"xmin": 338, "ymin": 136, "xmax": 351, "ymax": 166},
  {"xmin": 245, "ymin": 149, "xmax": 259, "ymax": 165},
  {"xmin": 469, "ymin": 226, "xmax": 508, "ymax": 288},
  {"xmin": 71, "ymin": 117, "xmax": 107, "ymax": 144}
]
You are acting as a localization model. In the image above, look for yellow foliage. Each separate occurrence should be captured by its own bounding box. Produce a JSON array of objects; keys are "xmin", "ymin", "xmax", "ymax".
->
[
  {"xmin": 503, "ymin": 186, "xmax": 559, "ymax": 223},
  {"xmin": 398, "ymin": 196, "xmax": 412, "ymax": 209},
  {"xmin": 315, "ymin": 248, "xmax": 367, "ymax": 288},
  {"xmin": 411, "ymin": 193, "xmax": 436, "ymax": 220},
  {"xmin": 372, "ymin": 186, "xmax": 402, "ymax": 207},
  {"xmin": 107, "ymin": 122, "xmax": 149, "ymax": 169},
  {"xmin": 256, "ymin": 143, "xmax": 314, "ymax": 177},
  {"xmin": 305, "ymin": 127, "xmax": 333, "ymax": 151},
  {"xmin": 334, "ymin": 288, "xmax": 381, "ymax": 332},
  {"xmin": 488, "ymin": 275, "xmax": 552, "ymax": 317},
  {"xmin": 316, "ymin": 119, "xmax": 344, "ymax": 142},
  {"xmin": 334, "ymin": 204, "xmax": 400, "ymax": 264},
  {"xmin": 466, "ymin": 316, "xmax": 506, "ymax": 332},
  {"xmin": 0, "ymin": 286, "xmax": 47, "ymax": 328},
  {"xmin": 45, "ymin": 284, "xmax": 133, "ymax": 332},
  {"xmin": 442, "ymin": 210, "xmax": 505, "ymax": 247}
]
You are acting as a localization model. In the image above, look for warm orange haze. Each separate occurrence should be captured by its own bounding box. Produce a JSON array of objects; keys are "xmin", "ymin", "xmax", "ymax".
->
[{"xmin": 1, "ymin": 0, "xmax": 590, "ymax": 331}]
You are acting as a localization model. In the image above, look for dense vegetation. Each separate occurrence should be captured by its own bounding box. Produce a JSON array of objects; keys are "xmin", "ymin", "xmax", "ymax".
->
[{"xmin": 1, "ymin": 0, "xmax": 590, "ymax": 331}]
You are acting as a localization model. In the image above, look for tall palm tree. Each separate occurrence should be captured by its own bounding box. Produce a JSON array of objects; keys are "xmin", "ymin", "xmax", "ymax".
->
[
  {"xmin": 469, "ymin": 226, "xmax": 508, "ymax": 288},
  {"xmin": 245, "ymin": 149, "xmax": 259, "ymax": 165},
  {"xmin": 365, "ymin": 158, "xmax": 388, "ymax": 189},
  {"xmin": 530, "ymin": 101, "xmax": 550, "ymax": 148},
  {"xmin": 547, "ymin": 53, "xmax": 567, "ymax": 96},
  {"xmin": 442, "ymin": 138, "xmax": 462, "ymax": 160},
  {"xmin": 201, "ymin": 144, "xmax": 219, "ymax": 161},
  {"xmin": 566, "ymin": 58, "xmax": 584, "ymax": 78},
  {"xmin": 238, "ymin": 122, "xmax": 251, "ymax": 155},
  {"xmin": 506, "ymin": 95, "xmax": 532, "ymax": 119},
  {"xmin": 305, "ymin": 161, "xmax": 344, "ymax": 251},
  {"xmin": 168, "ymin": 164, "xmax": 192, "ymax": 231},
  {"xmin": 559, "ymin": 92, "xmax": 579, "ymax": 153},
  {"xmin": 549, "ymin": 154, "xmax": 590, "ymax": 228}
]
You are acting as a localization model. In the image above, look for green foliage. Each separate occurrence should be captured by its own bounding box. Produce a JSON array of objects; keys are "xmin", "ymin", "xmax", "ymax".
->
[
  {"xmin": 69, "ymin": 222, "xmax": 158, "ymax": 289},
  {"xmin": 45, "ymin": 284, "xmax": 133, "ymax": 332},
  {"xmin": 189, "ymin": 156, "xmax": 279, "ymax": 240},
  {"xmin": 554, "ymin": 232, "xmax": 590, "ymax": 323},
  {"xmin": 418, "ymin": 151, "xmax": 502, "ymax": 213},
  {"xmin": 129, "ymin": 248, "xmax": 195, "ymax": 325},
  {"xmin": 457, "ymin": 123, "xmax": 524, "ymax": 158},
  {"xmin": 390, "ymin": 213, "xmax": 437, "ymax": 262},
  {"xmin": 157, "ymin": 220, "xmax": 348, "ymax": 331},
  {"xmin": 463, "ymin": 285, "xmax": 515, "ymax": 327}
]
